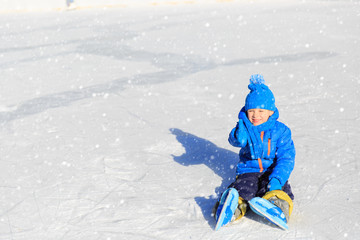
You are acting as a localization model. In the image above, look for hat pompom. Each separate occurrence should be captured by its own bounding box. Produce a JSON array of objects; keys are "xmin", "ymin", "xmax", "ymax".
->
[{"xmin": 249, "ymin": 74, "xmax": 265, "ymax": 85}]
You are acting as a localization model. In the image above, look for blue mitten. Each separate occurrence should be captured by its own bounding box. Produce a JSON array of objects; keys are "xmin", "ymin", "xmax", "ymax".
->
[
  {"xmin": 268, "ymin": 178, "xmax": 282, "ymax": 191},
  {"xmin": 229, "ymin": 119, "xmax": 248, "ymax": 147},
  {"xmin": 235, "ymin": 119, "xmax": 247, "ymax": 146}
]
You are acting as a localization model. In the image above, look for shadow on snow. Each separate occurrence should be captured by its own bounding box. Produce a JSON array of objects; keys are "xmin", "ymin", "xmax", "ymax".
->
[{"xmin": 170, "ymin": 128, "xmax": 239, "ymax": 228}]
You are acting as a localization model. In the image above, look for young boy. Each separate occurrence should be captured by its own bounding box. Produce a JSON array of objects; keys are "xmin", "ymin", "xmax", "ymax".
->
[{"xmin": 214, "ymin": 74, "xmax": 295, "ymax": 224}]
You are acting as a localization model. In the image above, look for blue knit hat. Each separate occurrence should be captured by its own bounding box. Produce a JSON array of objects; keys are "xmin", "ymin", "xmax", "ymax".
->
[{"xmin": 245, "ymin": 74, "xmax": 276, "ymax": 111}]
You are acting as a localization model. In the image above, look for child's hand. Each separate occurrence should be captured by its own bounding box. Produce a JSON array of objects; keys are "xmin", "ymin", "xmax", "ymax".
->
[
  {"xmin": 228, "ymin": 120, "xmax": 248, "ymax": 147},
  {"xmin": 235, "ymin": 119, "xmax": 245, "ymax": 136},
  {"xmin": 235, "ymin": 120, "xmax": 247, "ymax": 145},
  {"xmin": 268, "ymin": 178, "xmax": 282, "ymax": 191}
]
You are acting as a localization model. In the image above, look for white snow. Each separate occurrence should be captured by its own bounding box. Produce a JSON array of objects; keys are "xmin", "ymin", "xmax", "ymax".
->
[{"xmin": 1, "ymin": 0, "xmax": 360, "ymax": 239}]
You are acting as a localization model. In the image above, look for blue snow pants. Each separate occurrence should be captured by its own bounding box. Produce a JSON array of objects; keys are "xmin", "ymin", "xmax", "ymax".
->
[{"xmin": 228, "ymin": 172, "xmax": 294, "ymax": 201}]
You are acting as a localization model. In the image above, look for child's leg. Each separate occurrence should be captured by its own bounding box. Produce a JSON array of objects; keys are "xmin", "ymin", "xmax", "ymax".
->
[
  {"xmin": 257, "ymin": 172, "xmax": 294, "ymax": 200},
  {"xmin": 213, "ymin": 173, "xmax": 261, "ymax": 220},
  {"xmin": 282, "ymin": 181, "xmax": 294, "ymax": 200},
  {"xmin": 262, "ymin": 190, "xmax": 293, "ymax": 222},
  {"xmin": 233, "ymin": 196, "xmax": 247, "ymax": 221},
  {"xmin": 256, "ymin": 174, "xmax": 294, "ymax": 222},
  {"xmin": 228, "ymin": 172, "xmax": 262, "ymax": 201},
  {"xmin": 229, "ymin": 173, "xmax": 263, "ymax": 220}
]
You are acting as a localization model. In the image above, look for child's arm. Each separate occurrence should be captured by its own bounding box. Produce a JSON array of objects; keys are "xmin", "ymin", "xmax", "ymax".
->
[
  {"xmin": 268, "ymin": 126, "xmax": 295, "ymax": 188},
  {"xmin": 228, "ymin": 119, "xmax": 248, "ymax": 148}
]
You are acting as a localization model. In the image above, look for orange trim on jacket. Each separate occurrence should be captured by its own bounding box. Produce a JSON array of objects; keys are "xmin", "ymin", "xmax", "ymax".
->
[
  {"xmin": 258, "ymin": 131, "xmax": 272, "ymax": 172},
  {"xmin": 258, "ymin": 132, "xmax": 265, "ymax": 172}
]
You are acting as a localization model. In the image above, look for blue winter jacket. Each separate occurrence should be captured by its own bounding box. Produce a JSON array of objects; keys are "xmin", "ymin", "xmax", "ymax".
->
[{"xmin": 228, "ymin": 107, "xmax": 295, "ymax": 187}]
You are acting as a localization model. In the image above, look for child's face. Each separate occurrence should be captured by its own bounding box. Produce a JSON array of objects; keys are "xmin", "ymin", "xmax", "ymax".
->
[{"xmin": 247, "ymin": 109, "xmax": 274, "ymax": 126}]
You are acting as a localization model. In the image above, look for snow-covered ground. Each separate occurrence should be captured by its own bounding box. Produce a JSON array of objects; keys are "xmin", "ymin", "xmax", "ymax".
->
[{"xmin": 1, "ymin": 0, "xmax": 360, "ymax": 239}]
